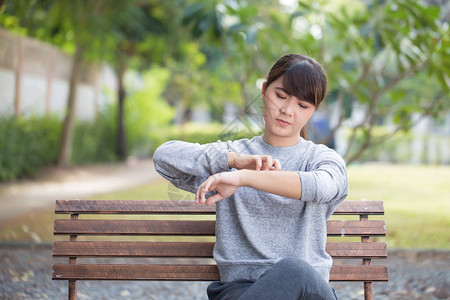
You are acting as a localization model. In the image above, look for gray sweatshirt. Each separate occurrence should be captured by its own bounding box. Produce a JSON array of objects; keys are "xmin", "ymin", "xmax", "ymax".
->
[{"xmin": 153, "ymin": 135, "xmax": 348, "ymax": 282}]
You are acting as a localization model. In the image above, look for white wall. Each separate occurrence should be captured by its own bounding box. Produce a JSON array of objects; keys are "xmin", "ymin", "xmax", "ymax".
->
[{"xmin": 0, "ymin": 29, "xmax": 117, "ymax": 121}]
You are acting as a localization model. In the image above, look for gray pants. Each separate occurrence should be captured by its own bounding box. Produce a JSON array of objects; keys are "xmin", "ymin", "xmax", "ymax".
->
[{"xmin": 207, "ymin": 257, "xmax": 338, "ymax": 300}]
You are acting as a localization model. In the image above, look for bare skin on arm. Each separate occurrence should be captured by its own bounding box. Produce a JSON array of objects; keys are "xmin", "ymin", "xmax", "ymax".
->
[
  {"xmin": 227, "ymin": 151, "xmax": 282, "ymax": 171},
  {"xmin": 196, "ymin": 169, "xmax": 302, "ymax": 206}
]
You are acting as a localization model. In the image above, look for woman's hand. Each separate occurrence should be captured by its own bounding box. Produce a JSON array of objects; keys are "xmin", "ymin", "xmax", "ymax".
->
[
  {"xmin": 228, "ymin": 151, "xmax": 281, "ymax": 171},
  {"xmin": 196, "ymin": 171, "xmax": 242, "ymax": 206}
]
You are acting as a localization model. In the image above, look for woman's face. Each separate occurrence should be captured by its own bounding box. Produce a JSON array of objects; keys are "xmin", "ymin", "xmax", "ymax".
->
[{"xmin": 262, "ymin": 76, "xmax": 315, "ymax": 147}]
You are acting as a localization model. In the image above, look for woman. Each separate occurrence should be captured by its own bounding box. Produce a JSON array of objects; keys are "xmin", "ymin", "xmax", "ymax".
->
[{"xmin": 153, "ymin": 54, "xmax": 348, "ymax": 300}]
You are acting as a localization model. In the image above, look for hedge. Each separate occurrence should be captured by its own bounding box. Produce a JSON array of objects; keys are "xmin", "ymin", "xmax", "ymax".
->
[
  {"xmin": 0, "ymin": 116, "xmax": 262, "ymax": 182},
  {"xmin": 0, "ymin": 115, "xmax": 117, "ymax": 181},
  {"xmin": 0, "ymin": 116, "xmax": 60, "ymax": 181}
]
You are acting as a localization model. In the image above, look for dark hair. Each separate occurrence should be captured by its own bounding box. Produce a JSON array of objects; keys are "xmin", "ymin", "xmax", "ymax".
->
[{"xmin": 264, "ymin": 54, "xmax": 328, "ymax": 138}]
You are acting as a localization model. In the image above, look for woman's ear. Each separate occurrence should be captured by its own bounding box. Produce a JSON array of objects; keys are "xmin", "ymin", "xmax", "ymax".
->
[{"xmin": 261, "ymin": 81, "xmax": 267, "ymax": 98}]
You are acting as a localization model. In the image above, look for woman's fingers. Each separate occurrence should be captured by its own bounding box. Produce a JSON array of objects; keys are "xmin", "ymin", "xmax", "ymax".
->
[
  {"xmin": 195, "ymin": 178, "xmax": 207, "ymax": 204},
  {"xmin": 196, "ymin": 172, "xmax": 242, "ymax": 205},
  {"xmin": 196, "ymin": 174, "xmax": 220, "ymax": 204},
  {"xmin": 205, "ymin": 193, "xmax": 225, "ymax": 206},
  {"xmin": 263, "ymin": 156, "xmax": 273, "ymax": 170},
  {"xmin": 233, "ymin": 154, "xmax": 281, "ymax": 171},
  {"xmin": 260, "ymin": 156, "xmax": 281, "ymax": 171},
  {"xmin": 255, "ymin": 157, "xmax": 262, "ymax": 170},
  {"xmin": 255, "ymin": 155, "xmax": 273, "ymax": 171},
  {"xmin": 272, "ymin": 159, "xmax": 282, "ymax": 171},
  {"xmin": 195, "ymin": 184, "xmax": 203, "ymax": 204}
]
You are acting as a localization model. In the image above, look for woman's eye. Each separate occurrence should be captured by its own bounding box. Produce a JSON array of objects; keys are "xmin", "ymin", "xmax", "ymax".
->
[
  {"xmin": 276, "ymin": 93, "xmax": 286, "ymax": 99},
  {"xmin": 298, "ymin": 103, "xmax": 307, "ymax": 109}
]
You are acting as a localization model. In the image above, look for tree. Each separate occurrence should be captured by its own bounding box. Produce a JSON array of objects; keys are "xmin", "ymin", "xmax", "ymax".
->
[
  {"xmin": 182, "ymin": 0, "xmax": 449, "ymax": 163},
  {"xmin": 1, "ymin": 0, "xmax": 122, "ymax": 165},
  {"xmin": 1, "ymin": 0, "xmax": 169, "ymax": 163},
  {"xmin": 105, "ymin": 1, "xmax": 170, "ymax": 159},
  {"xmin": 154, "ymin": 1, "xmax": 242, "ymax": 136},
  {"xmin": 51, "ymin": 0, "xmax": 153, "ymax": 165},
  {"xmin": 181, "ymin": 1, "xmax": 278, "ymax": 111},
  {"xmin": 35, "ymin": 0, "xmax": 123, "ymax": 166},
  {"xmin": 285, "ymin": 0, "xmax": 449, "ymax": 163}
]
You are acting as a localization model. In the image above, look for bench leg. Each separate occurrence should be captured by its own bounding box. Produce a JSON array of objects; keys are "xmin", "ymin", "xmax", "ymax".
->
[
  {"xmin": 69, "ymin": 280, "xmax": 77, "ymax": 300},
  {"xmin": 68, "ymin": 215, "xmax": 79, "ymax": 300},
  {"xmin": 364, "ymin": 282, "xmax": 373, "ymax": 300}
]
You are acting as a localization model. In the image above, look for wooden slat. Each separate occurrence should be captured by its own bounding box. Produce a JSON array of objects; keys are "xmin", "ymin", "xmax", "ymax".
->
[
  {"xmin": 327, "ymin": 220, "xmax": 385, "ymax": 236},
  {"xmin": 54, "ymin": 220, "xmax": 216, "ymax": 236},
  {"xmin": 326, "ymin": 242, "xmax": 387, "ymax": 258},
  {"xmin": 52, "ymin": 264, "xmax": 388, "ymax": 282},
  {"xmin": 55, "ymin": 200, "xmax": 384, "ymax": 215},
  {"xmin": 52, "ymin": 264, "xmax": 219, "ymax": 281},
  {"xmin": 53, "ymin": 241, "xmax": 215, "ymax": 258},
  {"xmin": 330, "ymin": 265, "xmax": 388, "ymax": 281},
  {"xmin": 54, "ymin": 220, "xmax": 385, "ymax": 236},
  {"xmin": 55, "ymin": 200, "xmax": 216, "ymax": 214},
  {"xmin": 333, "ymin": 201, "xmax": 384, "ymax": 215},
  {"xmin": 53, "ymin": 241, "xmax": 387, "ymax": 259}
]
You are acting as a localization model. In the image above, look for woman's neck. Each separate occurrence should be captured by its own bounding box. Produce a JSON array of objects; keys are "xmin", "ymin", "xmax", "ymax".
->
[{"xmin": 262, "ymin": 133, "xmax": 301, "ymax": 147}]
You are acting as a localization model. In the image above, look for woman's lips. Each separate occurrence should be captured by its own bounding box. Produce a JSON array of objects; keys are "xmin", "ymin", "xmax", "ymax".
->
[{"xmin": 276, "ymin": 119, "xmax": 291, "ymax": 126}]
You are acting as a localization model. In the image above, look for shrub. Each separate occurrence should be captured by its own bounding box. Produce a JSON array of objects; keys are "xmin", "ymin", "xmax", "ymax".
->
[
  {"xmin": 0, "ymin": 115, "xmax": 60, "ymax": 181},
  {"xmin": 0, "ymin": 110, "xmax": 119, "ymax": 181},
  {"xmin": 72, "ymin": 112, "xmax": 118, "ymax": 164}
]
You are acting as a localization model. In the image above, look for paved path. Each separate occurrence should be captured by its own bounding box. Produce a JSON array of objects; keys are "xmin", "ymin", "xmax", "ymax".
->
[{"xmin": 0, "ymin": 159, "xmax": 160, "ymax": 222}]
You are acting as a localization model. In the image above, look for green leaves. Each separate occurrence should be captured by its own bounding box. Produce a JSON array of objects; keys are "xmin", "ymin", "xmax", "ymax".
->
[
  {"xmin": 2, "ymin": 0, "xmax": 447, "ymax": 164},
  {"xmin": 182, "ymin": 2, "xmax": 208, "ymax": 25},
  {"xmin": 0, "ymin": 115, "xmax": 61, "ymax": 181},
  {"xmin": 182, "ymin": 2, "xmax": 224, "ymax": 39}
]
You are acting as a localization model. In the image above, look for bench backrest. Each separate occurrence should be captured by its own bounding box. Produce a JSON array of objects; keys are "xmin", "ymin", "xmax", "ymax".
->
[{"xmin": 52, "ymin": 200, "xmax": 388, "ymax": 300}]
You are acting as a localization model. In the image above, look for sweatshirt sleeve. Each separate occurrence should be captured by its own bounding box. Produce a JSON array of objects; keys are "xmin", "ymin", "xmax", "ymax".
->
[
  {"xmin": 298, "ymin": 146, "xmax": 348, "ymax": 205},
  {"xmin": 153, "ymin": 140, "xmax": 231, "ymax": 194}
]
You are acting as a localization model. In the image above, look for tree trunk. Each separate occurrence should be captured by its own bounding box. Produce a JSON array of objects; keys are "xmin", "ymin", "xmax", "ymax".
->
[
  {"xmin": 117, "ymin": 62, "xmax": 127, "ymax": 160},
  {"xmin": 57, "ymin": 45, "xmax": 84, "ymax": 167}
]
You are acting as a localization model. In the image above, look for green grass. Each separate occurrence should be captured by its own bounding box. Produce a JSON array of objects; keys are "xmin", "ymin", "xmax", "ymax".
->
[
  {"xmin": 1, "ymin": 164, "xmax": 449, "ymax": 249},
  {"xmin": 89, "ymin": 178, "xmax": 175, "ymax": 200},
  {"xmin": 346, "ymin": 163, "xmax": 450, "ymax": 249}
]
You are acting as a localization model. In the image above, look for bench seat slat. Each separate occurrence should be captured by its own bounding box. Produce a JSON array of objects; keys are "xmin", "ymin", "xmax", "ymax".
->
[
  {"xmin": 333, "ymin": 201, "xmax": 384, "ymax": 215},
  {"xmin": 327, "ymin": 220, "xmax": 385, "ymax": 236},
  {"xmin": 54, "ymin": 220, "xmax": 216, "ymax": 236},
  {"xmin": 55, "ymin": 200, "xmax": 384, "ymax": 215},
  {"xmin": 53, "ymin": 264, "xmax": 219, "ymax": 281},
  {"xmin": 55, "ymin": 200, "xmax": 216, "ymax": 215},
  {"xmin": 53, "ymin": 241, "xmax": 215, "ymax": 258},
  {"xmin": 54, "ymin": 220, "xmax": 385, "ymax": 236},
  {"xmin": 326, "ymin": 242, "xmax": 387, "ymax": 258},
  {"xmin": 52, "ymin": 264, "xmax": 388, "ymax": 282},
  {"xmin": 53, "ymin": 241, "xmax": 387, "ymax": 259},
  {"xmin": 330, "ymin": 265, "xmax": 388, "ymax": 281}
]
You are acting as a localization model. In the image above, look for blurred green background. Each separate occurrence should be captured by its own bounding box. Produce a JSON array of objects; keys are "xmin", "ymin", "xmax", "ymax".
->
[{"xmin": 0, "ymin": 0, "xmax": 449, "ymax": 249}]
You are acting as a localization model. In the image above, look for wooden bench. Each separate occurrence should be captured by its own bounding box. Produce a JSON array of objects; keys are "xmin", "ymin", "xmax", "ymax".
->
[{"xmin": 52, "ymin": 200, "xmax": 388, "ymax": 300}]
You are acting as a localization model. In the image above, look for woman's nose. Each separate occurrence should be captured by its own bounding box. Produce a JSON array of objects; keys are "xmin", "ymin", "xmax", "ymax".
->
[{"xmin": 280, "ymin": 99, "xmax": 294, "ymax": 116}]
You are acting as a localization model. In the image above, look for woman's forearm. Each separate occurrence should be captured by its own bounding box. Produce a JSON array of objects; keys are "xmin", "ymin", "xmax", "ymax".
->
[{"xmin": 239, "ymin": 170, "xmax": 302, "ymax": 200}]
